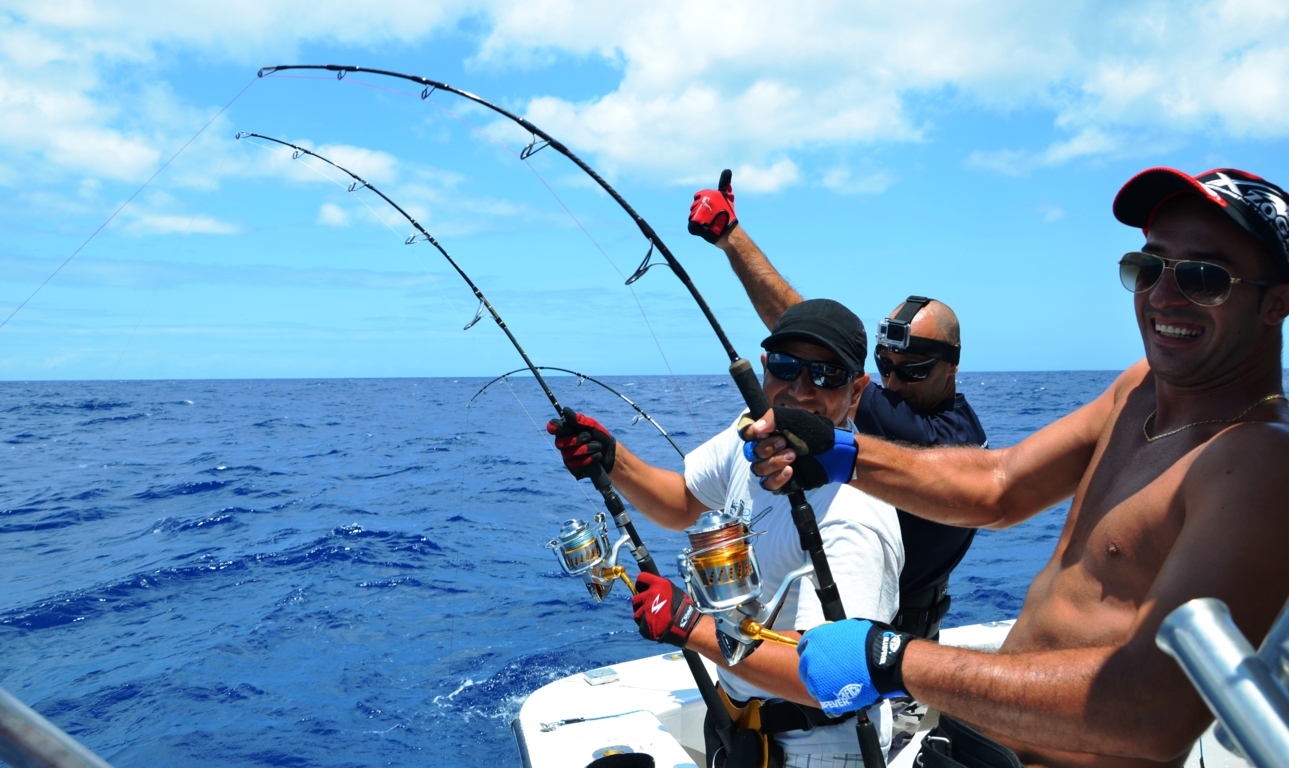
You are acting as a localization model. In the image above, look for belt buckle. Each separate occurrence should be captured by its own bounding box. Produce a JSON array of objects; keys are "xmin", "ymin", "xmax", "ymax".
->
[{"xmin": 916, "ymin": 734, "xmax": 953, "ymax": 765}]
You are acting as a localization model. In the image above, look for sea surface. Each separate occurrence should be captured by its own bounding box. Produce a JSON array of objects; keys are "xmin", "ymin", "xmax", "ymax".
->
[{"xmin": 3, "ymin": 371, "xmax": 1118, "ymax": 766}]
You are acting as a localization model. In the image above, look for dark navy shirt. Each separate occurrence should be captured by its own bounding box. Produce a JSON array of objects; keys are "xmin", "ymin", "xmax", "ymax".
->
[{"xmin": 853, "ymin": 381, "xmax": 987, "ymax": 595}]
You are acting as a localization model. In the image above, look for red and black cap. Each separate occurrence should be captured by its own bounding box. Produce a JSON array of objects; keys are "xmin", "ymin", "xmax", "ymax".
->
[
  {"xmin": 762, "ymin": 299, "xmax": 868, "ymax": 374},
  {"xmin": 1113, "ymin": 167, "xmax": 1289, "ymax": 271}
]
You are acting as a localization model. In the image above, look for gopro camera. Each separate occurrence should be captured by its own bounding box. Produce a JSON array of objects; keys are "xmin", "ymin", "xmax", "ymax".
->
[
  {"xmin": 877, "ymin": 317, "xmax": 912, "ymax": 350},
  {"xmin": 877, "ymin": 295, "xmax": 931, "ymax": 351}
]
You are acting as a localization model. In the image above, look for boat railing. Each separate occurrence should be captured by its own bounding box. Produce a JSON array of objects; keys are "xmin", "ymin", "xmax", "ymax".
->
[
  {"xmin": 1157, "ymin": 596, "xmax": 1289, "ymax": 768},
  {"xmin": 0, "ymin": 684, "xmax": 115, "ymax": 768}
]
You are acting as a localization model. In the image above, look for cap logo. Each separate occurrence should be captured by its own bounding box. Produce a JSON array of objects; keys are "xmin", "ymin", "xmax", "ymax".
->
[{"xmin": 1202, "ymin": 172, "xmax": 1289, "ymax": 261}]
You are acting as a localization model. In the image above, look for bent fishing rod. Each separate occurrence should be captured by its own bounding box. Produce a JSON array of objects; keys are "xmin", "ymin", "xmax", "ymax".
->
[
  {"xmin": 256, "ymin": 65, "xmax": 846, "ymax": 631},
  {"xmin": 256, "ymin": 67, "xmax": 875, "ymax": 758},
  {"xmin": 235, "ymin": 130, "xmax": 656, "ymax": 569},
  {"xmin": 468, "ymin": 366, "xmax": 685, "ymax": 459},
  {"xmin": 233, "ymin": 130, "xmax": 744, "ymax": 753}
]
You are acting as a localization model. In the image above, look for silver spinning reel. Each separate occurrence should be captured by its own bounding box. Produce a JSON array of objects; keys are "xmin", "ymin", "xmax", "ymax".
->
[
  {"xmin": 547, "ymin": 514, "xmax": 636, "ymax": 602},
  {"xmin": 676, "ymin": 502, "xmax": 810, "ymax": 665}
]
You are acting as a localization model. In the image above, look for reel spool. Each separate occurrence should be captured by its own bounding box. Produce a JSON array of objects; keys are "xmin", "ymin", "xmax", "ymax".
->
[
  {"xmin": 547, "ymin": 515, "xmax": 634, "ymax": 601},
  {"xmin": 677, "ymin": 505, "xmax": 808, "ymax": 665}
]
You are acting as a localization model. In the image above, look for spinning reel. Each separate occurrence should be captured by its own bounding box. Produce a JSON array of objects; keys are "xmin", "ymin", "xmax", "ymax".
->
[
  {"xmin": 676, "ymin": 503, "xmax": 807, "ymax": 665},
  {"xmin": 547, "ymin": 514, "xmax": 636, "ymax": 601}
]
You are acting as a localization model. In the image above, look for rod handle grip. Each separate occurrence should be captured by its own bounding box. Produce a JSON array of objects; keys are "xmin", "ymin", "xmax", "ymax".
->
[{"xmin": 730, "ymin": 358, "xmax": 771, "ymax": 419}]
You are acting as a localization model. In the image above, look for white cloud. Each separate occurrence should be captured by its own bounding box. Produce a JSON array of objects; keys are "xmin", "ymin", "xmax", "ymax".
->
[
  {"xmin": 317, "ymin": 202, "xmax": 349, "ymax": 227},
  {"xmin": 4, "ymin": 0, "xmax": 1289, "ymax": 196},
  {"xmin": 121, "ymin": 214, "xmax": 241, "ymax": 236},
  {"xmin": 1037, "ymin": 203, "xmax": 1067, "ymax": 224},
  {"xmin": 821, "ymin": 167, "xmax": 898, "ymax": 196}
]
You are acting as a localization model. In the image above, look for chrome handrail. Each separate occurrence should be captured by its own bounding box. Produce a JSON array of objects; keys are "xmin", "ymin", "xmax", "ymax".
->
[
  {"xmin": 1157, "ymin": 597, "xmax": 1289, "ymax": 768},
  {"xmin": 0, "ymin": 684, "xmax": 114, "ymax": 768}
]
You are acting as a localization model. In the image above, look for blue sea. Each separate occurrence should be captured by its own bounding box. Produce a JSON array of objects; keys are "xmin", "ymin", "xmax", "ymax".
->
[{"xmin": 2, "ymin": 372, "xmax": 1117, "ymax": 766}]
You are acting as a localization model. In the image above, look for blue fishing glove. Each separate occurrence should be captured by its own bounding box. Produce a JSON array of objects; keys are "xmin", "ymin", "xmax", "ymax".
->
[
  {"xmin": 797, "ymin": 619, "xmax": 913, "ymax": 716},
  {"xmin": 739, "ymin": 407, "xmax": 856, "ymax": 490}
]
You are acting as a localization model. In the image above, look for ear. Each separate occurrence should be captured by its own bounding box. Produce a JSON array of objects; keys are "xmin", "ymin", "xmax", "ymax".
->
[
  {"xmin": 852, "ymin": 372, "xmax": 871, "ymax": 401},
  {"xmin": 1261, "ymin": 283, "xmax": 1289, "ymax": 326},
  {"xmin": 760, "ymin": 352, "xmax": 769, "ymax": 386}
]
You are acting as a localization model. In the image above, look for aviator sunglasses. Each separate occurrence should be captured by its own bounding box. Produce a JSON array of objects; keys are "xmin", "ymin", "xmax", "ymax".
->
[
  {"xmin": 873, "ymin": 348, "xmax": 940, "ymax": 383},
  {"xmin": 1118, "ymin": 251, "xmax": 1275, "ymax": 306},
  {"xmin": 765, "ymin": 352, "xmax": 856, "ymax": 389}
]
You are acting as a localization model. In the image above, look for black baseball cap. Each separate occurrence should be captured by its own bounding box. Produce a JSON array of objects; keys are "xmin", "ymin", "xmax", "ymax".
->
[
  {"xmin": 1113, "ymin": 167, "xmax": 1289, "ymax": 272},
  {"xmin": 761, "ymin": 299, "xmax": 868, "ymax": 374}
]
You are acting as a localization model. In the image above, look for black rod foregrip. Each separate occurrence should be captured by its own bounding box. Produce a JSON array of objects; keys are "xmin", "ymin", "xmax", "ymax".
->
[
  {"xmin": 791, "ymin": 494, "xmax": 845, "ymax": 621},
  {"xmin": 730, "ymin": 358, "xmax": 770, "ymax": 419},
  {"xmin": 588, "ymin": 464, "xmax": 656, "ymax": 575},
  {"xmin": 730, "ymin": 359, "xmax": 848, "ymax": 622}
]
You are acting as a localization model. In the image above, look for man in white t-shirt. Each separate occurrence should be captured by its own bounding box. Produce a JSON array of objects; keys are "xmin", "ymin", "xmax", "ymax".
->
[{"xmin": 548, "ymin": 299, "xmax": 904, "ymax": 767}]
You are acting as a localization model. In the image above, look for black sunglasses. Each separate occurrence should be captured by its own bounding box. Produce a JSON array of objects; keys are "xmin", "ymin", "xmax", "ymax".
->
[
  {"xmin": 873, "ymin": 348, "xmax": 940, "ymax": 383},
  {"xmin": 1118, "ymin": 251, "xmax": 1275, "ymax": 306},
  {"xmin": 765, "ymin": 352, "xmax": 856, "ymax": 389}
]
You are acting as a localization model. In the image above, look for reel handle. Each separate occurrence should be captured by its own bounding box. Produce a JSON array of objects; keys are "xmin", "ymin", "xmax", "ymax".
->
[{"xmin": 739, "ymin": 618, "xmax": 798, "ymax": 648}]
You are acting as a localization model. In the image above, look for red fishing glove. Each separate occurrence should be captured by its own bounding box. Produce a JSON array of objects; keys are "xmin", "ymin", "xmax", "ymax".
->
[
  {"xmin": 631, "ymin": 572, "xmax": 700, "ymax": 647},
  {"xmin": 546, "ymin": 407, "xmax": 617, "ymax": 481},
  {"xmin": 688, "ymin": 169, "xmax": 737, "ymax": 244}
]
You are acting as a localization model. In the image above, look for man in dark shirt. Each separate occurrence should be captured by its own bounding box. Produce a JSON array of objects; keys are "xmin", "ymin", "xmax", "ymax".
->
[{"xmin": 689, "ymin": 178, "xmax": 985, "ymax": 638}]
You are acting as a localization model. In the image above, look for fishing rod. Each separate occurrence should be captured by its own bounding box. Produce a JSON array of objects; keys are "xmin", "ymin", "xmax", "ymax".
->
[
  {"xmin": 232, "ymin": 130, "xmax": 747, "ymax": 752},
  {"xmin": 255, "ymin": 65, "xmax": 846, "ymax": 630},
  {"xmin": 467, "ymin": 366, "xmax": 685, "ymax": 458},
  {"xmin": 255, "ymin": 66, "xmax": 874, "ymax": 761},
  {"xmin": 235, "ymin": 130, "xmax": 657, "ymax": 567}
]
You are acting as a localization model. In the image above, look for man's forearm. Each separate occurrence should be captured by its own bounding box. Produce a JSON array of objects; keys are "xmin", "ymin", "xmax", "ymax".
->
[
  {"xmin": 900, "ymin": 640, "xmax": 1209, "ymax": 760},
  {"xmin": 607, "ymin": 443, "xmax": 702, "ymax": 531},
  {"xmin": 718, "ymin": 227, "xmax": 803, "ymax": 329}
]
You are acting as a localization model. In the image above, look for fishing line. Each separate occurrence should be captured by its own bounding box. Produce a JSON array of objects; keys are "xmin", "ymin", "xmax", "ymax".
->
[
  {"xmin": 257, "ymin": 68, "xmax": 751, "ymax": 754},
  {"xmin": 0, "ymin": 74, "xmax": 259, "ymax": 332},
  {"xmin": 258, "ymin": 66, "xmax": 878, "ymax": 761},
  {"xmin": 261, "ymin": 71, "xmax": 706, "ymax": 442},
  {"xmin": 106, "ymin": 142, "xmax": 240, "ymax": 380}
]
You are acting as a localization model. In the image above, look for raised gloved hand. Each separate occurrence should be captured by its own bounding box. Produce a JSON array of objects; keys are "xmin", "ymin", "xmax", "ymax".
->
[
  {"xmin": 688, "ymin": 169, "xmax": 738, "ymax": 244},
  {"xmin": 739, "ymin": 407, "xmax": 856, "ymax": 490},
  {"xmin": 797, "ymin": 619, "xmax": 913, "ymax": 716},
  {"xmin": 546, "ymin": 406, "xmax": 617, "ymax": 481},
  {"xmin": 631, "ymin": 571, "xmax": 700, "ymax": 648}
]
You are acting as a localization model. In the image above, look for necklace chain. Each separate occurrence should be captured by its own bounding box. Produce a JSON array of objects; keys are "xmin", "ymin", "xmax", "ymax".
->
[{"xmin": 1143, "ymin": 393, "xmax": 1287, "ymax": 443}]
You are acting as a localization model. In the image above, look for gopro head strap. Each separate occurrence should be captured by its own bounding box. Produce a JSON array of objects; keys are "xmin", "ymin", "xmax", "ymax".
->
[{"xmin": 876, "ymin": 296, "xmax": 961, "ymax": 364}]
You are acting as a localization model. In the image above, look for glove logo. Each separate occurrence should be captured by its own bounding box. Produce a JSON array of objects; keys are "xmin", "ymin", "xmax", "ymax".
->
[
  {"xmin": 878, "ymin": 632, "xmax": 903, "ymax": 667},
  {"xmin": 651, "ymin": 595, "xmax": 667, "ymax": 614},
  {"xmin": 821, "ymin": 683, "xmax": 866, "ymax": 712}
]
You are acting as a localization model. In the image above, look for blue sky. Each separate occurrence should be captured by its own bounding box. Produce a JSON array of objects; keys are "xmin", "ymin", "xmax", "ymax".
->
[{"xmin": 3, "ymin": 1, "xmax": 1289, "ymax": 379}]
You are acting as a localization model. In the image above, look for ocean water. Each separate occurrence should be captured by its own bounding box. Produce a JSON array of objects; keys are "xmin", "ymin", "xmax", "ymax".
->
[{"xmin": 1, "ymin": 371, "xmax": 1117, "ymax": 766}]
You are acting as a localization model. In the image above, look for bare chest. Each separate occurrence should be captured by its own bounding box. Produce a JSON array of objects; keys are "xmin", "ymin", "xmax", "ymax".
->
[{"xmin": 1031, "ymin": 407, "xmax": 1201, "ymax": 627}]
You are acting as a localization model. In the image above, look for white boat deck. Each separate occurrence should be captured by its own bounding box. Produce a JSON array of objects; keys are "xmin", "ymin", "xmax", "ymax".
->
[{"xmin": 512, "ymin": 620, "xmax": 1247, "ymax": 768}]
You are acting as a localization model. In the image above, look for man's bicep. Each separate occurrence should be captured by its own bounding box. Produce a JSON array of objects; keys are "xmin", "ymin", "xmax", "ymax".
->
[{"xmin": 989, "ymin": 373, "xmax": 1125, "ymax": 525}]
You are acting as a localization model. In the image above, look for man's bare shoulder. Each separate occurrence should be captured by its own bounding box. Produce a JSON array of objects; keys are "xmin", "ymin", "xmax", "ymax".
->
[
  {"xmin": 1108, "ymin": 360, "xmax": 1152, "ymax": 405},
  {"xmin": 1184, "ymin": 415, "xmax": 1289, "ymax": 527}
]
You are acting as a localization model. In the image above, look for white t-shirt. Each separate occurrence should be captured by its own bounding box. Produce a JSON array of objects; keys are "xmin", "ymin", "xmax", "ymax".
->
[{"xmin": 684, "ymin": 417, "xmax": 904, "ymax": 757}]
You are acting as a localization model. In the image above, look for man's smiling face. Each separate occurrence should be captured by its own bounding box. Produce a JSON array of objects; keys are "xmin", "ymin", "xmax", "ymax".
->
[
  {"xmin": 1137, "ymin": 195, "xmax": 1282, "ymax": 388},
  {"xmin": 761, "ymin": 340, "xmax": 869, "ymax": 427}
]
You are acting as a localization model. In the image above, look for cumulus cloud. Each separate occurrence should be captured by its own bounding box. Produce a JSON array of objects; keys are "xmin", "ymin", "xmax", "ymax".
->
[
  {"xmin": 119, "ymin": 214, "xmax": 241, "ymax": 236},
  {"xmin": 4, "ymin": 0, "xmax": 1289, "ymax": 195},
  {"xmin": 316, "ymin": 202, "xmax": 349, "ymax": 227}
]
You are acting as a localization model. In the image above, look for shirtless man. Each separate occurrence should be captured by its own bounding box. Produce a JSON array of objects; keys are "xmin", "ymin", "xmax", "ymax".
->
[{"xmin": 742, "ymin": 167, "xmax": 1289, "ymax": 767}]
